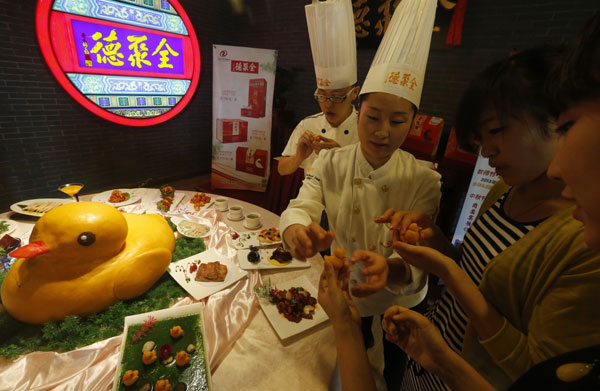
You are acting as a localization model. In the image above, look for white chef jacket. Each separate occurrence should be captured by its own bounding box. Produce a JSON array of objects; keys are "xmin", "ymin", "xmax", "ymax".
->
[
  {"xmin": 280, "ymin": 144, "xmax": 442, "ymax": 316},
  {"xmin": 281, "ymin": 108, "xmax": 359, "ymax": 171}
]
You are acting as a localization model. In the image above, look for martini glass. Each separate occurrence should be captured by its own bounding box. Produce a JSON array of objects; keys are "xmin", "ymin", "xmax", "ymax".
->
[{"xmin": 58, "ymin": 183, "xmax": 84, "ymax": 202}]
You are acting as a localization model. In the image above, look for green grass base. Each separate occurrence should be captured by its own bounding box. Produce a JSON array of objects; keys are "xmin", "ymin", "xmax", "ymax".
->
[{"xmin": 0, "ymin": 235, "xmax": 206, "ymax": 359}]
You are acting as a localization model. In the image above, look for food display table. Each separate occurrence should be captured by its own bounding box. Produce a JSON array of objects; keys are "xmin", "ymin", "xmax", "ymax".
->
[{"xmin": 0, "ymin": 189, "xmax": 336, "ymax": 391}]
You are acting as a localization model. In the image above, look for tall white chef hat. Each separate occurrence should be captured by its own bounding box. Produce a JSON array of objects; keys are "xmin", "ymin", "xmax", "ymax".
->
[
  {"xmin": 305, "ymin": 0, "xmax": 357, "ymax": 90},
  {"xmin": 360, "ymin": 0, "xmax": 437, "ymax": 108}
]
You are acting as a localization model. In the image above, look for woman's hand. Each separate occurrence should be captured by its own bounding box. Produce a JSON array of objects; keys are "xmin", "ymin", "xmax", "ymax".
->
[
  {"xmin": 392, "ymin": 241, "xmax": 454, "ymax": 278},
  {"xmin": 283, "ymin": 222, "xmax": 334, "ymax": 261},
  {"xmin": 375, "ymin": 209, "xmax": 435, "ymax": 243},
  {"xmin": 319, "ymin": 261, "xmax": 360, "ymax": 326},
  {"xmin": 382, "ymin": 306, "xmax": 453, "ymax": 374},
  {"xmin": 349, "ymin": 250, "xmax": 389, "ymax": 297}
]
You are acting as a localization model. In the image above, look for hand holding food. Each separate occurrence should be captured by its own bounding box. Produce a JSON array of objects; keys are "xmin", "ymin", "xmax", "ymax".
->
[
  {"xmin": 402, "ymin": 223, "xmax": 422, "ymax": 244},
  {"xmin": 283, "ymin": 222, "xmax": 334, "ymax": 261},
  {"xmin": 375, "ymin": 209, "xmax": 434, "ymax": 243},
  {"xmin": 324, "ymin": 248, "xmax": 347, "ymax": 270},
  {"xmin": 311, "ymin": 134, "xmax": 340, "ymax": 154},
  {"xmin": 382, "ymin": 305, "xmax": 455, "ymax": 375},
  {"xmin": 349, "ymin": 250, "xmax": 390, "ymax": 297},
  {"xmin": 296, "ymin": 131, "xmax": 316, "ymax": 160},
  {"xmin": 318, "ymin": 261, "xmax": 360, "ymax": 326}
]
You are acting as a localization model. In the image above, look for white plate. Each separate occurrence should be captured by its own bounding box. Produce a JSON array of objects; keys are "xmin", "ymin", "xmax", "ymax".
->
[
  {"xmin": 92, "ymin": 189, "xmax": 142, "ymax": 207},
  {"xmin": 112, "ymin": 302, "xmax": 212, "ymax": 391},
  {"xmin": 231, "ymin": 229, "xmax": 281, "ymax": 249},
  {"xmin": 168, "ymin": 248, "xmax": 248, "ymax": 300},
  {"xmin": 9, "ymin": 198, "xmax": 74, "ymax": 217},
  {"xmin": 259, "ymin": 275, "xmax": 328, "ymax": 340},
  {"xmin": 226, "ymin": 213, "xmax": 244, "ymax": 221},
  {"xmin": 0, "ymin": 219, "xmax": 17, "ymax": 235},
  {"xmin": 171, "ymin": 216, "xmax": 212, "ymax": 238},
  {"xmin": 243, "ymin": 221, "xmax": 262, "ymax": 230},
  {"xmin": 237, "ymin": 247, "xmax": 310, "ymax": 270}
]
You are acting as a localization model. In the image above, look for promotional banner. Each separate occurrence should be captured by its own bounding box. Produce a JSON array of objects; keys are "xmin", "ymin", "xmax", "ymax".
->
[
  {"xmin": 211, "ymin": 44, "xmax": 277, "ymax": 191},
  {"xmin": 451, "ymin": 153, "xmax": 500, "ymax": 246}
]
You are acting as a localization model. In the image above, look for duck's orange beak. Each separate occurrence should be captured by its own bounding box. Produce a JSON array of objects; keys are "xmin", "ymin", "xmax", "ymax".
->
[{"xmin": 9, "ymin": 241, "xmax": 50, "ymax": 258}]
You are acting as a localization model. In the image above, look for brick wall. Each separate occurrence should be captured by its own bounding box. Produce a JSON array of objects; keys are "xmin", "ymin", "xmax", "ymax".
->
[{"xmin": 1, "ymin": 0, "xmax": 598, "ymax": 210}]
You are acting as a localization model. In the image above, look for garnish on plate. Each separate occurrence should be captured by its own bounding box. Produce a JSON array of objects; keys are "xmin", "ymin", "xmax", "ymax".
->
[
  {"xmin": 131, "ymin": 315, "xmax": 157, "ymax": 344},
  {"xmin": 0, "ymin": 221, "xmax": 10, "ymax": 235}
]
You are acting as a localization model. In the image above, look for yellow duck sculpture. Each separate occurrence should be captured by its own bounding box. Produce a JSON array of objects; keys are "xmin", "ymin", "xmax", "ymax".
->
[{"xmin": 1, "ymin": 201, "xmax": 175, "ymax": 324}]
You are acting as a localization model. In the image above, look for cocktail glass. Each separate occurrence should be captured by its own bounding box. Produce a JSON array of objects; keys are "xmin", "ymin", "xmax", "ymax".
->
[{"xmin": 58, "ymin": 183, "xmax": 84, "ymax": 202}]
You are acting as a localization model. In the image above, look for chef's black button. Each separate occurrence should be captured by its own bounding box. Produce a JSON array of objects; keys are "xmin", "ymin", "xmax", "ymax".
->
[
  {"xmin": 344, "ymin": 129, "xmax": 349, "ymax": 134},
  {"xmin": 321, "ymin": 129, "xmax": 326, "ymax": 134}
]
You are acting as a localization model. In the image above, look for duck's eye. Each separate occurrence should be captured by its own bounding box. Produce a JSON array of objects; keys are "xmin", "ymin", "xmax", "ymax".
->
[{"xmin": 77, "ymin": 232, "xmax": 96, "ymax": 246}]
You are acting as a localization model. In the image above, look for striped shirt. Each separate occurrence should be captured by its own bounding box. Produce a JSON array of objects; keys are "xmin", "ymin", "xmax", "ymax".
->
[{"xmin": 402, "ymin": 191, "xmax": 543, "ymax": 391}]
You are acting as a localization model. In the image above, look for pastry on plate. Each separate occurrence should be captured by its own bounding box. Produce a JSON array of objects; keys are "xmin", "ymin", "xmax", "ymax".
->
[{"xmin": 195, "ymin": 262, "xmax": 228, "ymax": 282}]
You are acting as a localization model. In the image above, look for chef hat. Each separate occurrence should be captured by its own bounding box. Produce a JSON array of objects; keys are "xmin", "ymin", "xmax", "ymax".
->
[
  {"xmin": 305, "ymin": 0, "xmax": 357, "ymax": 90},
  {"xmin": 360, "ymin": 0, "xmax": 437, "ymax": 108}
]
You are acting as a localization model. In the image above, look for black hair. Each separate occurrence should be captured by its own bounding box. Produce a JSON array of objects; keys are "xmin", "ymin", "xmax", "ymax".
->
[
  {"xmin": 455, "ymin": 45, "xmax": 562, "ymax": 150},
  {"xmin": 546, "ymin": 12, "xmax": 600, "ymax": 115}
]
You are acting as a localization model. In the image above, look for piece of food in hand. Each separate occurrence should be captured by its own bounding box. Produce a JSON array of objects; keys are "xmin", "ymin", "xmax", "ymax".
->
[
  {"xmin": 195, "ymin": 261, "xmax": 228, "ymax": 282},
  {"xmin": 258, "ymin": 227, "xmax": 281, "ymax": 243},
  {"xmin": 247, "ymin": 246, "xmax": 260, "ymax": 263},
  {"xmin": 403, "ymin": 223, "xmax": 422, "ymax": 244},
  {"xmin": 324, "ymin": 247, "xmax": 346, "ymax": 269},
  {"xmin": 269, "ymin": 246, "xmax": 292, "ymax": 263},
  {"xmin": 312, "ymin": 135, "xmax": 325, "ymax": 143}
]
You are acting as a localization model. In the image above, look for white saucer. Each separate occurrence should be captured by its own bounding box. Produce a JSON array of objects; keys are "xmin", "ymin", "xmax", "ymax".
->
[
  {"xmin": 243, "ymin": 221, "xmax": 262, "ymax": 230},
  {"xmin": 227, "ymin": 213, "xmax": 244, "ymax": 221}
]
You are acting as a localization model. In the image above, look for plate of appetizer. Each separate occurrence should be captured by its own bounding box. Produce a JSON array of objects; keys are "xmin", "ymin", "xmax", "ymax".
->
[
  {"xmin": 237, "ymin": 245, "xmax": 310, "ymax": 270},
  {"xmin": 176, "ymin": 192, "xmax": 213, "ymax": 215},
  {"xmin": 256, "ymin": 275, "xmax": 328, "ymax": 340},
  {"xmin": 230, "ymin": 227, "xmax": 282, "ymax": 250},
  {"xmin": 0, "ymin": 219, "xmax": 17, "ymax": 236},
  {"xmin": 92, "ymin": 189, "xmax": 142, "ymax": 207},
  {"xmin": 112, "ymin": 302, "xmax": 212, "ymax": 391},
  {"xmin": 171, "ymin": 217, "xmax": 212, "ymax": 239},
  {"xmin": 149, "ymin": 192, "xmax": 185, "ymax": 214},
  {"xmin": 168, "ymin": 248, "xmax": 247, "ymax": 300},
  {"xmin": 9, "ymin": 198, "xmax": 74, "ymax": 217}
]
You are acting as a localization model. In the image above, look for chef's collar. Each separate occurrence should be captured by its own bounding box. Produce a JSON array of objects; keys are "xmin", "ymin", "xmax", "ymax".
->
[{"xmin": 356, "ymin": 147, "xmax": 400, "ymax": 180}]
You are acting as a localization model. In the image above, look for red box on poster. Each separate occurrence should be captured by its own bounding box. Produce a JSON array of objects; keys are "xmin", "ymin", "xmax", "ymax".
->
[
  {"xmin": 241, "ymin": 78, "xmax": 266, "ymax": 118},
  {"xmin": 444, "ymin": 126, "xmax": 478, "ymax": 166},
  {"xmin": 216, "ymin": 119, "xmax": 248, "ymax": 143},
  {"xmin": 236, "ymin": 147, "xmax": 268, "ymax": 177},
  {"xmin": 402, "ymin": 114, "xmax": 444, "ymax": 161}
]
